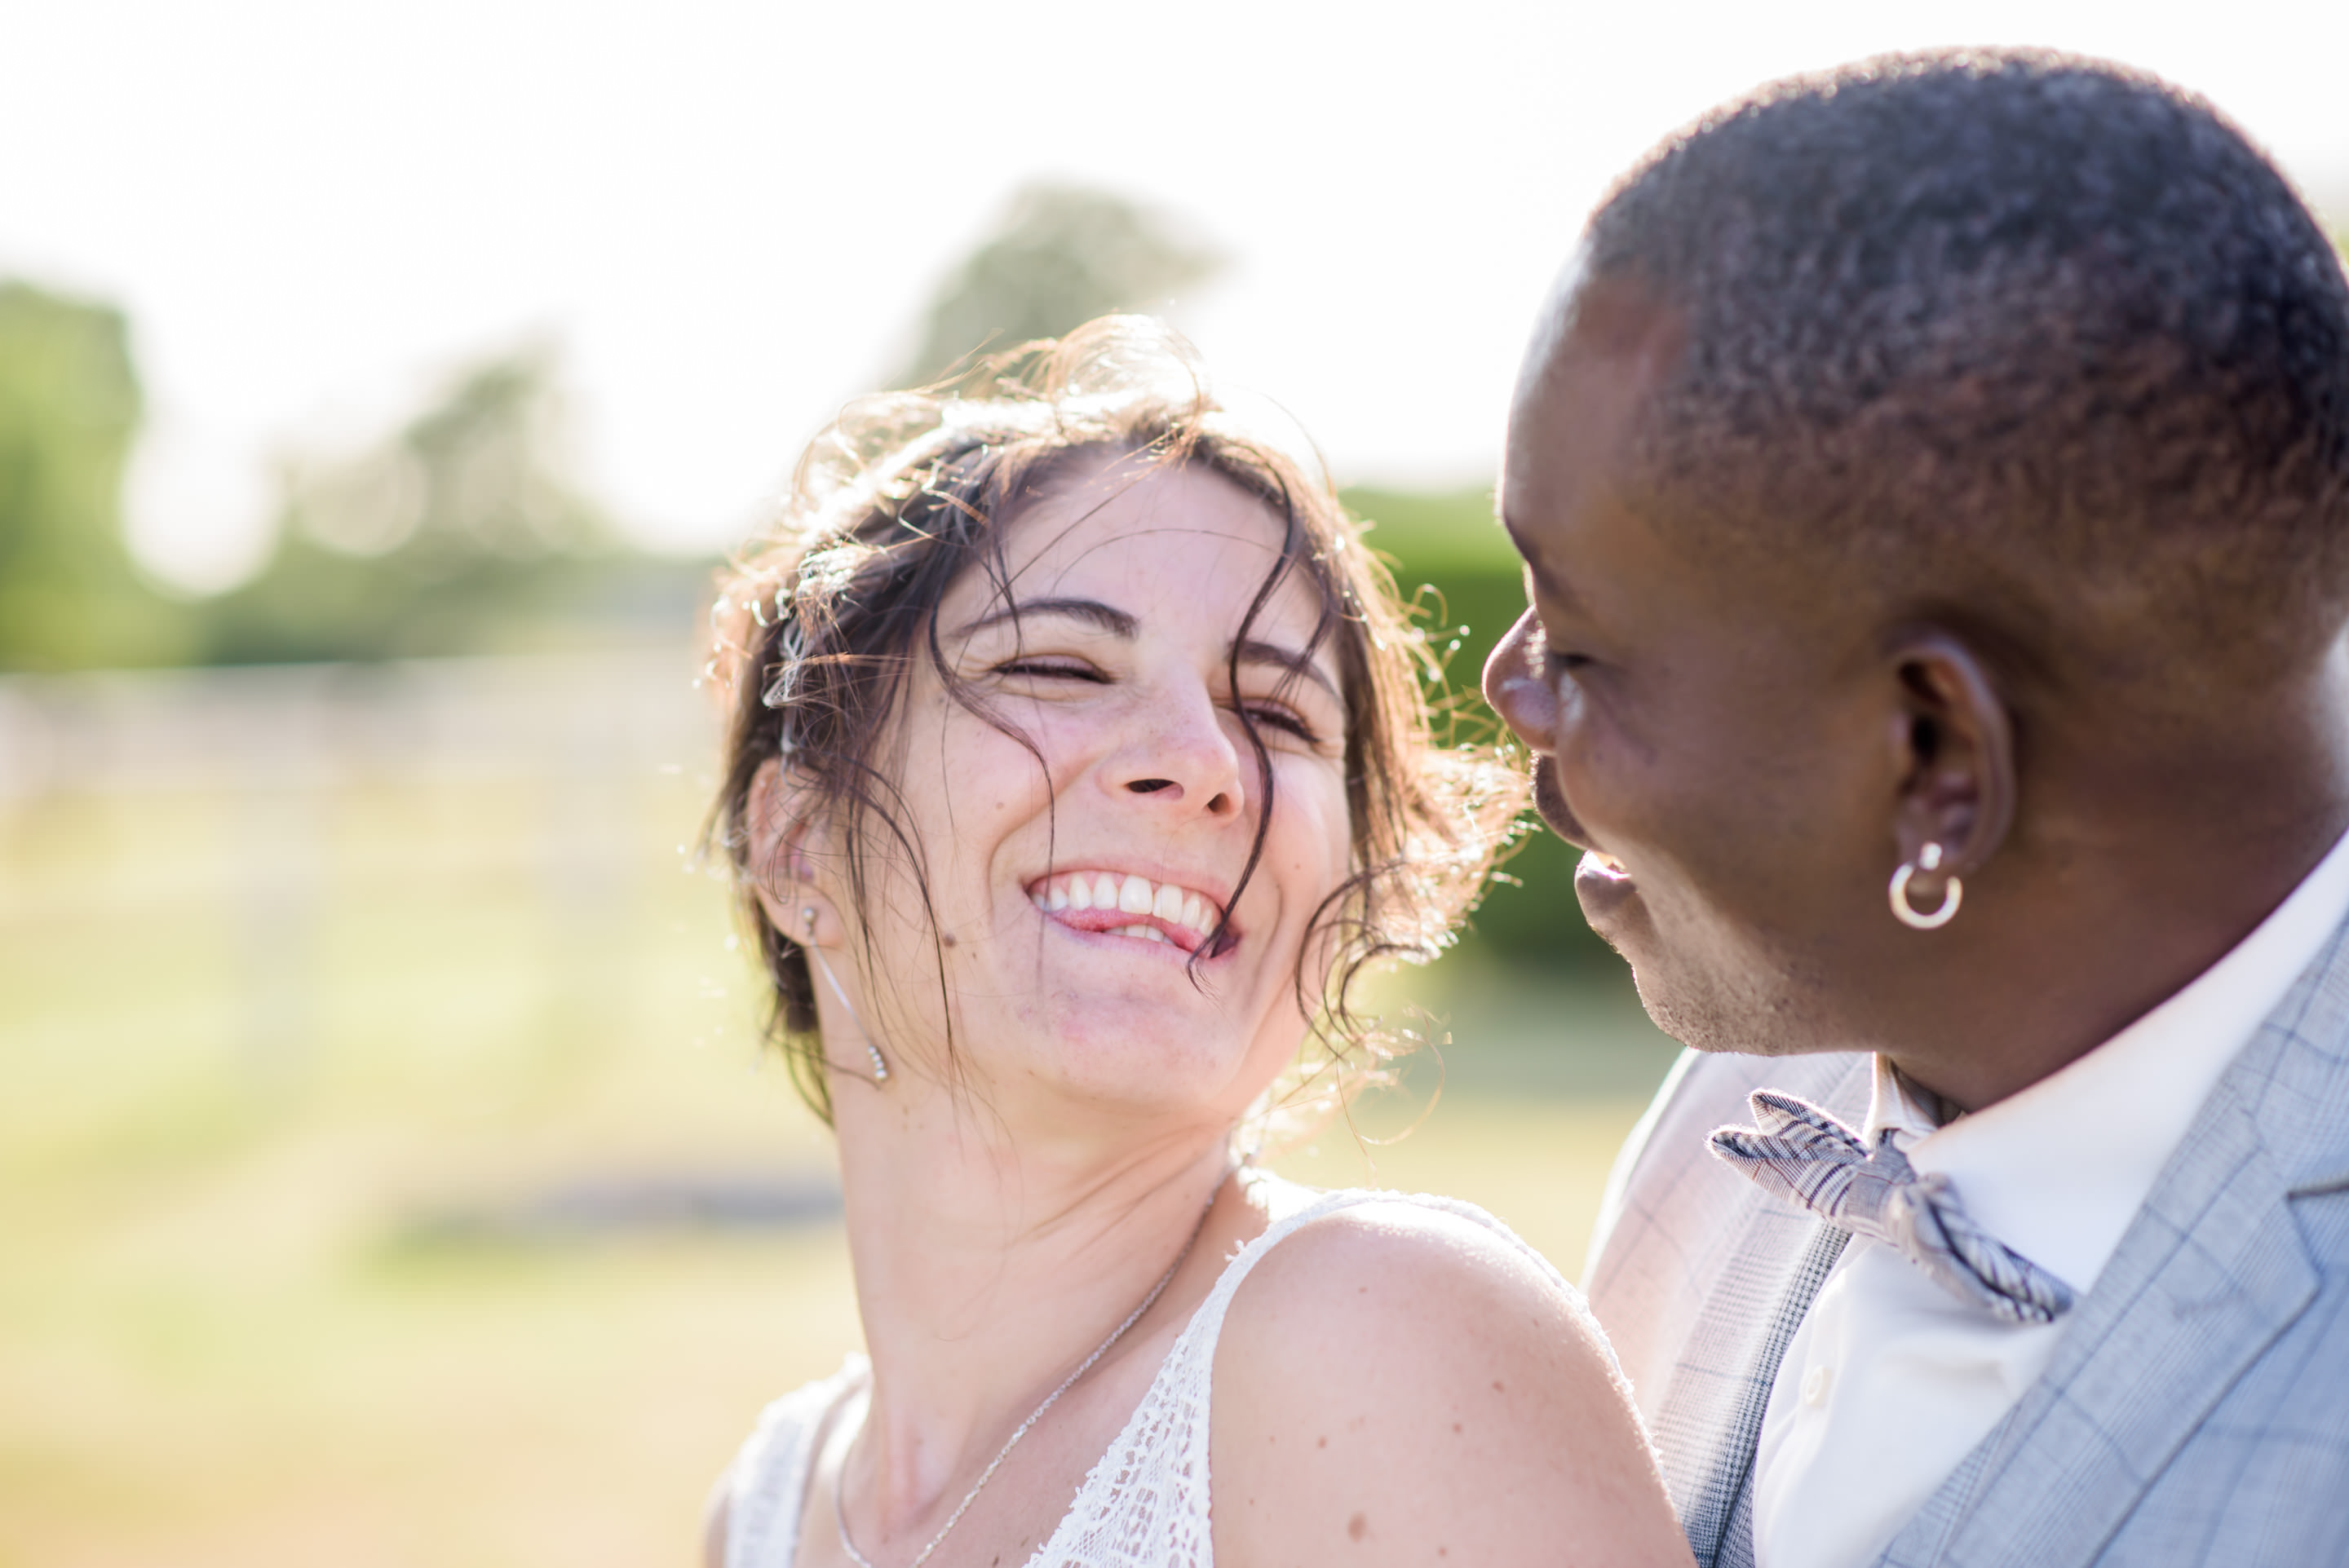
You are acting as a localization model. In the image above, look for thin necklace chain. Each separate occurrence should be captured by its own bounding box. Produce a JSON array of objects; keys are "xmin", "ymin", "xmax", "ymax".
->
[{"xmin": 833, "ymin": 1182, "xmax": 1224, "ymax": 1568}]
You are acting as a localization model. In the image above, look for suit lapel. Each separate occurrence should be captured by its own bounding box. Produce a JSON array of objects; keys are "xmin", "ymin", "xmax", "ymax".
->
[
  {"xmin": 1877, "ymin": 923, "xmax": 2349, "ymax": 1568},
  {"xmin": 1645, "ymin": 1053, "xmax": 1870, "ymax": 1566}
]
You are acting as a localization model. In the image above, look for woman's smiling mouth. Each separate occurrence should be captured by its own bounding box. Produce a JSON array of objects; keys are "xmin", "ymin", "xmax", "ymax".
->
[{"xmin": 1026, "ymin": 870, "xmax": 1232, "ymax": 956}]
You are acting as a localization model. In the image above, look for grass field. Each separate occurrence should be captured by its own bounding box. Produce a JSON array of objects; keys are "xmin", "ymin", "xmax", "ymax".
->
[{"xmin": 0, "ymin": 735, "xmax": 1679, "ymax": 1568}]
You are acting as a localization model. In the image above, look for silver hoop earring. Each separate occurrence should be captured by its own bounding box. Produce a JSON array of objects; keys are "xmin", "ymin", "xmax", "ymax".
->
[{"xmin": 1889, "ymin": 841, "xmax": 1963, "ymax": 930}]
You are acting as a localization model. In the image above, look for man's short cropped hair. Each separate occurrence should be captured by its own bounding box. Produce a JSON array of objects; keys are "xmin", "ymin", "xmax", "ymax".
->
[{"xmin": 1582, "ymin": 49, "xmax": 2349, "ymax": 680}]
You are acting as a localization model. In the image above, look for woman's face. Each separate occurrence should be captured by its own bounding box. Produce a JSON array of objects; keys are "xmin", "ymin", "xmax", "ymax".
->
[{"xmin": 812, "ymin": 457, "xmax": 1354, "ymax": 1122}]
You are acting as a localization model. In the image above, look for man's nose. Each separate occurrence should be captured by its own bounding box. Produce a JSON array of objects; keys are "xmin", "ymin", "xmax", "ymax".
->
[{"xmin": 1483, "ymin": 607, "xmax": 1560, "ymax": 753}]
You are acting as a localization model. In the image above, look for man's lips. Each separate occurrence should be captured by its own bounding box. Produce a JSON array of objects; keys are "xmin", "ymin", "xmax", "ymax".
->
[
  {"xmin": 1533, "ymin": 758, "xmax": 1630, "ymax": 883},
  {"xmin": 1531, "ymin": 757, "xmax": 1595, "ymax": 852}
]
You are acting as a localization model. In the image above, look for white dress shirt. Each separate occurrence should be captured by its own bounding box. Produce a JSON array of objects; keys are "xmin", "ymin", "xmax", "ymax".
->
[{"xmin": 1750, "ymin": 827, "xmax": 2349, "ymax": 1568}]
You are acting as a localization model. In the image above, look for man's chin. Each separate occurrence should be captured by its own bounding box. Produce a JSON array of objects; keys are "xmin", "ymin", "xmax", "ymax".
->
[
  {"xmin": 1620, "ymin": 952, "xmax": 1827, "ymax": 1060},
  {"xmin": 1621, "ymin": 965, "xmax": 1741, "ymax": 1056}
]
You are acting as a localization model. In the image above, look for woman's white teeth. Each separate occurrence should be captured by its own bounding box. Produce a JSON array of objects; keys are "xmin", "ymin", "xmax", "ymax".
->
[{"xmin": 1027, "ymin": 872, "xmax": 1222, "ymax": 940}]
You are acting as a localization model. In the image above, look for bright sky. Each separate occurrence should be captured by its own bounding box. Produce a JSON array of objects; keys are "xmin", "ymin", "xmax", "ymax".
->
[{"xmin": 7, "ymin": 1, "xmax": 2346, "ymax": 590}]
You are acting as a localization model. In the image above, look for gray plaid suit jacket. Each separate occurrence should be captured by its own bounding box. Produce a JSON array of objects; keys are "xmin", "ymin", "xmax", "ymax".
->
[{"xmin": 1583, "ymin": 916, "xmax": 2349, "ymax": 1568}]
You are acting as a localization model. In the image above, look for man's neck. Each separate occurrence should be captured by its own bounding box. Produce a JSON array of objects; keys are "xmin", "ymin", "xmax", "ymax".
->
[{"xmin": 1891, "ymin": 800, "xmax": 2349, "ymax": 1114}]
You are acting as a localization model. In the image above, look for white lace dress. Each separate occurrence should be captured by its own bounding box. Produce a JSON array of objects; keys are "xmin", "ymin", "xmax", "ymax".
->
[{"xmin": 721, "ymin": 1188, "xmax": 1607, "ymax": 1568}]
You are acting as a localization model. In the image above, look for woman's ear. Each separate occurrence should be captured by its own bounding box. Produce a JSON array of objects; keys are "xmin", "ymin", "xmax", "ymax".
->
[
  {"xmin": 1887, "ymin": 630, "xmax": 2016, "ymax": 900},
  {"xmin": 745, "ymin": 757, "xmax": 841, "ymax": 944}
]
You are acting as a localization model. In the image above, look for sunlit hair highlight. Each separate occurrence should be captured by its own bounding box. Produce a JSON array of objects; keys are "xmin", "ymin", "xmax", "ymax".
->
[{"xmin": 707, "ymin": 316, "xmax": 1522, "ymax": 1127}]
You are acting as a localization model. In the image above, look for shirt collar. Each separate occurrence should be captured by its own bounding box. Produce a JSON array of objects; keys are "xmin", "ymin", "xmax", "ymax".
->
[
  {"xmin": 1862, "ymin": 1054, "xmax": 1944, "ymax": 1145},
  {"xmin": 1882, "ymin": 824, "xmax": 2349, "ymax": 1297}
]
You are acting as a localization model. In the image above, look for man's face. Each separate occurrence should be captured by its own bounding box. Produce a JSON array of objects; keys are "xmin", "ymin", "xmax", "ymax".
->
[{"xmin": 1483, "ymin": 276, "xmax": 1899, "ymax": 1055}]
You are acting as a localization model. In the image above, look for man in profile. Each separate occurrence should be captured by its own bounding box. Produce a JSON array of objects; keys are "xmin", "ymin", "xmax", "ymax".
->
[{"xmin": 1484, "ymin": 50, "xmax": 2349, "ymax": 1567}]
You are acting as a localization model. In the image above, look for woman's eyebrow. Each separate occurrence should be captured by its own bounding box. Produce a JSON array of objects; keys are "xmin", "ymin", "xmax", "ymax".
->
[{"xmin": 953, "ymin": 597, "xmax": 1139, "ymax": 640}]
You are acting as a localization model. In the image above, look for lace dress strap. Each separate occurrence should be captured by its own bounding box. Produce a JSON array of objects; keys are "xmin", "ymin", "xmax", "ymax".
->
[
  {"xmin": 1030, "ymin": 1185, "xmax": 1604, "ymax": 1568},
  {"xmin": 724, "ymin": 1356, "xmax": 869, "ymax": 1568}
]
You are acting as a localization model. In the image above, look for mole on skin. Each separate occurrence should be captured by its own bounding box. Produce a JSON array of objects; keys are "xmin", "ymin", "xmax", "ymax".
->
[{"xmin": 1347, "ymin": 1512, "xmax": 1369, "ymax": 1542}]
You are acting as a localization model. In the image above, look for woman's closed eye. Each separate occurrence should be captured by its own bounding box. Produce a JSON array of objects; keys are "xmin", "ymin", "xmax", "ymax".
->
[
  {"xmin": 990, "ymin": 652, "xmax": 1336, "ymax": 747},
  {"xmin": 1241, "ymin": 701, "xmax": 1323, "ymax": 744},
  {"xmin": 995, "ymin": 656, "xmax": 1108, "ymax": 683}
]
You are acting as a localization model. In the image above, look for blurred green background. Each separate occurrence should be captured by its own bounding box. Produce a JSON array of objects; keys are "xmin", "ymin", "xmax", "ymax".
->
[{"xmin": 0, "ymin": 188, "xmax": 1672, "ymax": 1568}]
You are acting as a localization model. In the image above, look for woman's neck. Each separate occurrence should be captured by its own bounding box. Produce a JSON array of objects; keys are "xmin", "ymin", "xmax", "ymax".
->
[{"xmin": 827, "ymin": 1074, "xmax": 1237, "ymax": 1529}]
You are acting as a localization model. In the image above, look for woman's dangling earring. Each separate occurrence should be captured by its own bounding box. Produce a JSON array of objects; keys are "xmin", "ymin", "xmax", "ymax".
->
[
  {"xmin": 1889, "ymin": 841, "xmax": 1963, "ymax": 930},
  {"xmin": 803, "ymin": 905, "xmax": 891, "ymax": 1084}
]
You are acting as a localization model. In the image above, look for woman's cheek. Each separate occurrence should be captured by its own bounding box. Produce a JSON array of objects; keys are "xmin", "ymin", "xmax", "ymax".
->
[
  {"xmin": 1289, "ymin": 756, "xmax": 1353, "ymax": 864},
  {"xmin": 1267, "ymin": 757, "xmax": 1353, "ymax": 922},
  {"xmin": 949, "ymin": 706, "xmax": 1080, "ymax": 812}
]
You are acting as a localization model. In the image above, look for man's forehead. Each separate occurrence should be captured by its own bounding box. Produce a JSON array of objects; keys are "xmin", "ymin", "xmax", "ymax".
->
[
  {"xmin": 1515, "ymin": 271, "xmax": 1688, "ymax": 416},
  {"xmin": 1505, "ymin": 277, "xmax": 1687, "ymax": 537}
]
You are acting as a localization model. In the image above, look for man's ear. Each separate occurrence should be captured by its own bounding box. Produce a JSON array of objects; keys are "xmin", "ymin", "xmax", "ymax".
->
[
  {"xmin": 745, "ymin": 757, "xmax": 839, "ymax": 943},
  {"xmin": 1887, "ymin": 630, "xmax": 2016, "ymax": 898}
]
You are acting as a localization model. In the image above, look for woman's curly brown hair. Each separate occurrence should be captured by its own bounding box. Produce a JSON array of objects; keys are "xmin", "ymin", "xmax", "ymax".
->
[{"xmin": 706, "ymin": 316, "xmax": 1523, "ymax": 1125}]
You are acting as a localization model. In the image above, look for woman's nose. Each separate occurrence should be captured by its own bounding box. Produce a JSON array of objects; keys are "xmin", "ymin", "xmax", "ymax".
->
[
  {"xmin": 1108, "ymin": 684, "xmax": 1245, "ymax": 819},
  {"xmin": 1483, "ymin": 607, "xmax": 1561, "ymax": 754}
]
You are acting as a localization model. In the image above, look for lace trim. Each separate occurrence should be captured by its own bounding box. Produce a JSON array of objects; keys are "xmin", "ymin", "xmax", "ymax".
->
[{"xmin": 727, "ymin": 1357, "xmax": 868, "ymax": 1568}]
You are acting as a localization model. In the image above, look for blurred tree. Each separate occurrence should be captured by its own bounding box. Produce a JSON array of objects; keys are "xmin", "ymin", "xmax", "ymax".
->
[
  {"xmin": 895, "ymin": 184, "xmax": 1222, "ymax": 386},
  {"xmin": 0, "ymin": 279, "xmax": 191, "ymax": 669},
  {"xmin": 1342, "ymin": 484, "xmax": 1614, "ymax": 972},
  {"xmin": 201, "ymin": 347, "xmax": 651, "ymax": 664}
]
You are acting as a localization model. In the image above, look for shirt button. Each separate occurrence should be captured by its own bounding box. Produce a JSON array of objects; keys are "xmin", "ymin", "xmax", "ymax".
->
[{"xmin": 1801, "ymin": 1365, "xmax": 1832, "ymax": 1407}]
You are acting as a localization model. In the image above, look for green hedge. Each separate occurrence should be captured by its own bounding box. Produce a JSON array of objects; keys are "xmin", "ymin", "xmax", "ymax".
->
[{"xmin": 1338, "ymin": 486, "xmax": 1616, "ymax": 974}]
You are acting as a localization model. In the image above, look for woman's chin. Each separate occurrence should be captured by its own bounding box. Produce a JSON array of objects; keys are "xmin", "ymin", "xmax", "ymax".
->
[{"xmin": 993, "ymin": 1000, "xmax": 1283, "ymax": 1115}]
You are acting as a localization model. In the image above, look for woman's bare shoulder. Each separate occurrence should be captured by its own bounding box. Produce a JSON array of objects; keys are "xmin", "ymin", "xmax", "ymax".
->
[
  {"xmin": 1210, "ymin": 1192, "xmax": 1692, "ymax": 1568},
  {"xmin": 1217, "ymin": 1192, "xmax": 1613, "ymax": 1404},
  {"xmin": 701, "ymin": 1481, "xmax": 728, "ymax": 1568}
]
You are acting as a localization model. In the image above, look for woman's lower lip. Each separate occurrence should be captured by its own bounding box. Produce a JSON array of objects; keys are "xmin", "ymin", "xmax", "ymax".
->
[{"xmin": 1040, "ymin": 908, "xmax": 1222, "ymax": 960}]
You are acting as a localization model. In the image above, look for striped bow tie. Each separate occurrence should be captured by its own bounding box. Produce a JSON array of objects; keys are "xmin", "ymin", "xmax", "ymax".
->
[{"xmin": 1710, "ymin": 1089, "xmax": 2076, "ymax": 1326}]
